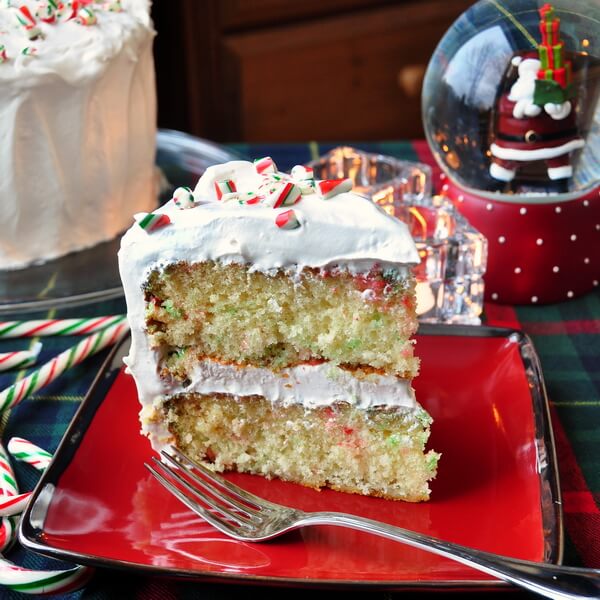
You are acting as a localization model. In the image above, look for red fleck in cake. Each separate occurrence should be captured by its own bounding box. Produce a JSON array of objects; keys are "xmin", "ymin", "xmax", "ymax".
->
[{"xmin": 119, "ymin": 158, "xmax": 440, "ymax": 501}]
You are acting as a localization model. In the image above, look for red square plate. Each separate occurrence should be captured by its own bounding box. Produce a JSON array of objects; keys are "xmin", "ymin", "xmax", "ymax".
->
[{"xmin": 19, "ymin": 325, "xmax": 562, "ymax": 591}]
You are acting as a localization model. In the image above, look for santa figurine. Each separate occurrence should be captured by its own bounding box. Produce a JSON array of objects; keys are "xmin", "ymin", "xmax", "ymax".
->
[{"xmin": 489, "ymin": 3, "xmax": 585, "ymax": 183}]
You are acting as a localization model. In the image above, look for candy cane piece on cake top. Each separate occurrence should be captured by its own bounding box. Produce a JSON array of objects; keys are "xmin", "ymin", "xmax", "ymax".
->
[
  {"xmin": 0, "ymin": 320, "xmax": 130, "ymax": 412},
  {"xmin": 0, "ymin": 315, "xmax": 126, "ymax": 339},
  {"xmin": 172, "ymin": 186, "xmax": 196, "ymax": 209},
  {"xmin": 214, "ymin": 180, "xmax": 237, "ymax": 201},
  {"xmin": 134, "ymin": 212, "xmax": 171, "ymax": 232},
  {"xmin": 254, "ymin": 157, "xmax": 276, "ymax": 174},
  {"xmin": 269, "ymin": 182, "xmax": 301, "ymax": 208},
  {"xmin": 316, "ymin": 178, "xmax": 353, "ymax": 200},
  {"xmin": 0, "ymin": 343, "xmax": 42, "ymax": 372},
  {"xmin": 275, "ymin": 209, "xmax": 301, "ymax": 230}
]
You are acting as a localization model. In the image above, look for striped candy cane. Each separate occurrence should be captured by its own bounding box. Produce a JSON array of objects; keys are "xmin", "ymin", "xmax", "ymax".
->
[
  {"xmin": 7, "ymin": 438, "xmax": 52, "ymax": 471},
  {"xmin": 0, "ymin": 439, "xmax": 94, "ymax": 594},
  {"xmin": 0, "ymin": 343, "xmax": 42, "ymax": 372},
  {"xmin": 0, "ymin": 315, "xmax": 126, "ymax": 339},
  {"xmin": 0, "ymin": 558, "xmax": 93, "ymax": 595},
  {"xmin": 0, "ymin": 444, "xmax": 18, "ymax": 553},
  {"xmin": 0, "ymin": 321, "xmax": 130, "ymax": 412}
]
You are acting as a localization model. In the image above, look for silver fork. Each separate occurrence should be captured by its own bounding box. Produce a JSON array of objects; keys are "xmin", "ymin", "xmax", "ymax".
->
[{"xmin": 146, "ymin": 448, "xmax": 600, "ymax": 600}]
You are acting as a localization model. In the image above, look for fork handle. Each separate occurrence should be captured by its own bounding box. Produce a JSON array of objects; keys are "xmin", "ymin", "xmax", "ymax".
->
[{"xmin": 299, "ymin": 512, "xmax": 600, "ymax": 600}]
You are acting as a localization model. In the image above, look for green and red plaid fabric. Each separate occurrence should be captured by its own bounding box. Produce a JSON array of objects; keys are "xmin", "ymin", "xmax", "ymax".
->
[{"xmin": 0, "ymin": 142, "xmax": 597, "ymax": 599}]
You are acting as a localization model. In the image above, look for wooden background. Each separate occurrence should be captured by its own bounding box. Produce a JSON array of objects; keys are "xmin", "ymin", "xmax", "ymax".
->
[{"xmin": 151, "ymin": 0, "xmax": 472, "ymax": 142}]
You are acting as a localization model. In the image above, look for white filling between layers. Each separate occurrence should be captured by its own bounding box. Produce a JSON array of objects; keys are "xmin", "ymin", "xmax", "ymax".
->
[{"xmin": 168, "ymin": 359, "xmax": 416, "ymax": 410}]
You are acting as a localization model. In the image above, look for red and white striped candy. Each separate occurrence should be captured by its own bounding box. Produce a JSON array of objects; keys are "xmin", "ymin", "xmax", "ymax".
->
[
  {"xmin": 0, "ymin": 443, "xmax": 18, "ymax": 553},
  {"xmin": 12, "ymin": 6, "xmax": 42, "ymax": 39},
  {"xmin": 316, "ymin": 178, "xmax": 353, "ymax": 200},
  {"xmin": 0, "ymin": 45, "xmax": 7, "ymax": 63},
  {"xmin": 254, "ymin": 157, "xmax": 276, "ymax": 175},
  {"xmin": 0, "ymin": 343, "xmax": 42, "ymax": 372},
  {"xmin": 172, "ymin": 186, "xmax": 195, "ymax": 209},
  {"xmin": 214, "ymin": 180, "xmax": 237, "ymax": 201},
  {"xmin": 291, "ymin": 165, "xmax": 314, "ymax": 181},
  {"xmin": 8, "ymin": 438, "xmax": 52, "ymax": 471},
  {"xmin": 0, "ymin": 315, "xmax": 125, "ymax": 339},
  {"xmin": 77, "ymin": 5, "xmax": 96, "ymax": 25},
  {"xmin": 36, "ymin": 0, "xmax": 58, "ymax": 23},
  {"xmin": 134, "ymin": 212, "xmax": 171, "ymax": 232},
  {"xmin": 275, "ymin": 209, "xmax": 300, "ymax": 230},
  {"xmin": 57, "ymin": 0, "xmax": 79, "ymax": 21},
  {"xmin": 269, "ymin": 182, "xmax": 301, "ymax": 208},
  {"xmin": 0, "ymin": 320, "xmax": 129, "ymax": 412},
  {"xmin": 0, "ymin": 558, "xmax": 93, "ymax": 595},
  {"xmin": 0, "ymin": 493, "xmax": 32, "ymax": 517}
]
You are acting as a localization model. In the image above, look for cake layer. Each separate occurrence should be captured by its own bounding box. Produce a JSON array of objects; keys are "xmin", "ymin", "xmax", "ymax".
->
[
  {"xmin": 156, "ymin": 393, "xmax": 439, "ymax": 502},
  {"xmin": 145, "ymin": 261, "xmax": 419, "ymax": 377}
]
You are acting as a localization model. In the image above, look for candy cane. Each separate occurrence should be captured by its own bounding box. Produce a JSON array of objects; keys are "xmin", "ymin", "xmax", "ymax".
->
[
  {"xmin": 0, "ymin": 440, "xmax": 94, "ymax": 594},
  {"xmin": 0, "ymin": 315, "xmax": 126, "ymax": 339},
  {"xmin": 7, "ymin": 438, "xmax": 52, "ymax": 471},
  {"xmin": 316, "ymin": 178, "xmax": 353, "ymax": 200},
  {"xmin": 214, "ymin": 180, "xmax": 237, "ymax": 201},
  {"xmin": 0, "ymin": 45, "xmax": 7, "ymax": 63},
  {"xmin": 0, "ymin": 343, "xmax": 42, "ymax": 372},
  {"xmin": 269, "ymin": 182, "xmax": 301, "ymax": 208},
  {"xmin": 0, "ymin": 444, "xmax": 18, "ymax": 553},
  {"xmin": 254, "ymin": 157, "xmax": 276, "ymax": 174},
  {"xmin": 0, "ymin": 321, "xmax": 130, "ymax": 412},
  {"xmin": 275, "ymin": 209, "xmax": 300, "ymax": 230},
  {"xmin": 172, "ymin": 186, "xmax": 195, "ymax": 209},
  {"xmin": 134, "ymin": 212, "xmax": 170, "ymax": 232},
  {"xmin": 0, "ymin": 558, "xmax": 93, "ymax": 595},
  {"xmin": 0, "ymin": 493, "xmax": 32, "ymax": 517}
]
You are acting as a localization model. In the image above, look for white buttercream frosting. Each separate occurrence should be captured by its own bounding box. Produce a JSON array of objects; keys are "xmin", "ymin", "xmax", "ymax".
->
[
  {"xmin": 0, "ymin": 0, "xmax": 156, "ymax": 269},
  {"xmin": 119, "ymin": 160, "xmax": 421, "ymax": 450}
]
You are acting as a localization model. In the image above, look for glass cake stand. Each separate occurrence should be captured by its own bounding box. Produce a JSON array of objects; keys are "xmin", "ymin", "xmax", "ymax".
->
[{"xmin": 0, "ymin": 130, "xmax": 245, "ymax": 315}]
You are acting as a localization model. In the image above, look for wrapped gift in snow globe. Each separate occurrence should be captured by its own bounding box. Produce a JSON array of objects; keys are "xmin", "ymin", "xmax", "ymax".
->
[{"xmin": 422, "ymin": 0, "xmax": 600, "ymax": 304}]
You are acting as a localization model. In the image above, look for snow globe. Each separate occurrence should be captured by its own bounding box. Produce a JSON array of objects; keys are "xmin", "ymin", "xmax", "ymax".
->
[{"xmin": 422, "ymin": 0, "xmax": 600, "ymax": 304}]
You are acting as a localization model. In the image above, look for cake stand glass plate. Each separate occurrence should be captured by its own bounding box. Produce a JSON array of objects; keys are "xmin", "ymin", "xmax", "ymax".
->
[
  {"xmin": 0, "ymin": 130, "xmax": 245, "ymax": 315},
  {"xmin": 18, "ymin": 325, "xmax": 562, "ymax": 591}
]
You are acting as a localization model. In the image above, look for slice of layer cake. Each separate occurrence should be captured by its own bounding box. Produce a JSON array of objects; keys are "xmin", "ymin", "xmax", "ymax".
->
[{"xmin": 119, "ymin": 158, "xmax": 440, "ymax": 501}]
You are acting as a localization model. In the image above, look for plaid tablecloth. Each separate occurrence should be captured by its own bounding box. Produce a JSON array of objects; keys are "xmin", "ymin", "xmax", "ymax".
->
[{"xmin": 0, "ymin": 141, "xmax": 598, "ymax": 599}]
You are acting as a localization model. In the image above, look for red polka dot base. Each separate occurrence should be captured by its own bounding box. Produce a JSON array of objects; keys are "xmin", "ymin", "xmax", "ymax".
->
[{"xmin": 441, "ymin": 178, "xmax": 600, "ymax": 305}]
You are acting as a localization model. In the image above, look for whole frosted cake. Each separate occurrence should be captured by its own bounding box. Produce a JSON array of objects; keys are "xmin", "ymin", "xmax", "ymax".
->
[
  {"xmin": 119, "ymin": 158, "xmax": 440, "ymax": 502},
  {"xmin": 0, "ymin": 0, "xmax": 156, "ymax": 270}
]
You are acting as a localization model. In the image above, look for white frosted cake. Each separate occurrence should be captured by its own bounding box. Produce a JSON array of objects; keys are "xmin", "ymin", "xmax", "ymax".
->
[
  {"xmin": 119, "ymin": 159, "xmax": 440, "ymax": 501},
  {"xmin": 0, "ymin": 0, "xmax": 156, "ymax": 270}
]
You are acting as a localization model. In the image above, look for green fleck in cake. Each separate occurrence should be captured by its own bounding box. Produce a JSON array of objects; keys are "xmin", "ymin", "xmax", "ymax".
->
[{"xmin": 119, "ymin": 158, "xmax": 440, "ymax": 501}]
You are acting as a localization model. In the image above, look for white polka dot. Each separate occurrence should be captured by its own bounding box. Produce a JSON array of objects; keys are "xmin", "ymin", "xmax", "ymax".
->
[
  {"xmin": 567, "ymin": 290, "xmax": 574, "ymax": 298},
  {"xmin": 458, "ymin": 194, "xmax": 464, "ymax": 202},
  {"xmin": 498, "ymin": 236, "xmax": 506, "ymax": 244},
  {"xmin": 519, "ymin": 207, "xmax": 527, "ymax": 215},
  {"xmin": 596, "ymin": 224, "xmax": 600, "ymax": 230},
  {"xmin": 491, "ymin": 292, "xmax": 498, "ymax": 300},
  {"xmin": 583, "ymin": 200, "xmax": 589, "ymax": 207},
  {"xmin": 553, "ymin": 266, "xmax": 560, "ymax": 273},
  {"xmin": 531, "ymin": 296, "xmax": 538, "ymax": 303},
  {"xmin": 594, "ymin": 280, "xmax": 599, "ymax": 287},
  {"xmin": 536, "ymin": 238, "xmax": 543, "ymax": 245},
  {"xmin": 440, "ymin": 173, "xmax": 447, "ymax": 180},
  {"xmin": 555, "ymin": 206, "xmax": 562, "ymax": 213},
  {"xmin": 570, "ymin": 234, "xmax": 577, "ymax": 241},
  {"xmin": 584, "ymin": 257, "xmax": 590, "ymax": 264},
  {"xmin": 514, "ymin": 267, "xmax": 522, "ymax": 274},
  {"xmin": 486, "ymin": 203, "xmax": 493, "ymax": 211},
  {"xmin": 442, "ymin": 184, "xmax": 449, "ymax": 192}
]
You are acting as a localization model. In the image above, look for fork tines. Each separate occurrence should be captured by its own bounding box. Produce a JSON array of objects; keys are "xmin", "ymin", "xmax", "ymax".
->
[{"xmin": 145, "ymin": 447, "xmax": 269, "ymax": 538}]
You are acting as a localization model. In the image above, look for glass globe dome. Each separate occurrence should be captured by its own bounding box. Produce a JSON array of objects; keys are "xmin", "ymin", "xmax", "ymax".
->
[{"xmin": 422, "ymin": 0, "xmax": 600, "ymax": 199}]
